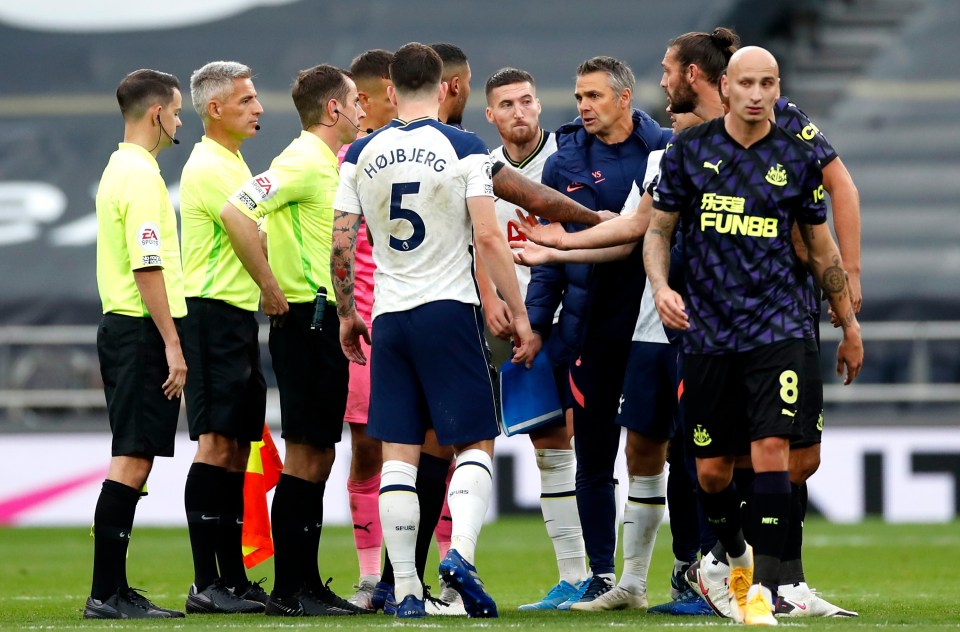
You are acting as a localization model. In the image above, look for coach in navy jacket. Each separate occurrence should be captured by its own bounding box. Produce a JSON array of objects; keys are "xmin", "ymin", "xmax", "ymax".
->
[
  {"xmin": 527, "ymin": 108, "xmax": 671, "ymax": 365},
  {"xmin": 524, "ymin": 96, "xmax": 670, "ymax": 590}
]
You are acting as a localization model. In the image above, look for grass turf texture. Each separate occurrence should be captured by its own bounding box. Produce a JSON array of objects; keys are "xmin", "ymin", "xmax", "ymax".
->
[{"xmin": 1, "ymin": 516, "xmax": 957, "ymax": 629}]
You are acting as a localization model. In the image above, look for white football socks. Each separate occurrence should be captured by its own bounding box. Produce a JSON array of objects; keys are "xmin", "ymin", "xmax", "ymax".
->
[
  {"xmin": 447, "ymin": 449, "xmax": 493, "ymax": 565},
  {"xmin": 619, "ymin": 471, "xmax": 666, "ymax": 594},
  {"xmin": 379, "ymin": 460, "xmax": 421, "ymax": 600},
  {"xmin": 536, "ymin": 448, "xmax": 587, "ymax": 584}
]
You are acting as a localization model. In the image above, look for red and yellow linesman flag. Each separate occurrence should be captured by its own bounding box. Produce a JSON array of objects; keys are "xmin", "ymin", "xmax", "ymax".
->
[{"xmin": 242, "ymin": 424, "xmax": 284, "ymax": 568}]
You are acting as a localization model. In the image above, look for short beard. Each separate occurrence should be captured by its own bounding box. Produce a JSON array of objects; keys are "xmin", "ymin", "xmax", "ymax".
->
[
  {"xmin": 504, "ymin": 124, "xmax": 538, "ymax": 147},
  {"xmin": 667, "ymin": 81, "xmax": 698, "ymax": 114}
]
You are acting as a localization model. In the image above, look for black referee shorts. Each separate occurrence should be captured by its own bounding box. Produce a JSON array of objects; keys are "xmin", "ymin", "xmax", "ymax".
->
[
  {"xmin": 268, "ymin": 301, "xmax": 348, "ymax": 448},
  {"xmin": 183, "ymin": 298, "xmax": 266, "ymax": 442},
  {"xmin": 97, "ymin": 313, "xmax": 182, "ymax": 458}
]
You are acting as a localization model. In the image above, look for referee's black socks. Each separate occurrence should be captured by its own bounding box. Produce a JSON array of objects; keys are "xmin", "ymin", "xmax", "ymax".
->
[
  {"xmin": 217, "ymin": 470, "xmax": 251, "ymax": 591},
  {"xmin": 302, "ymin": 479, "xmax": 327, "ymax": 589},
  {"xmin": 185, "ymin": 462, "xmax": 227, "ymax": 590},
  {"xmin": 91, "ymin": 479, "xmax": 140, "ymax": 600},
  {"xmin": 270, "ymin": 474, "xmax": 313, "ymax": 597}
]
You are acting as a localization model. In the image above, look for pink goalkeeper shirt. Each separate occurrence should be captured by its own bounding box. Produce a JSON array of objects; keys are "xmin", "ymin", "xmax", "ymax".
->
[{"xmin": 339, "ymin": 141, "xmax": 375, "ymax": 327}]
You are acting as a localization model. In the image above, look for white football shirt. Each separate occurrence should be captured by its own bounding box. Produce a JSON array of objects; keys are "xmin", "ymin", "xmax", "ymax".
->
[
  {"xmin": 628, "ymin": 148, "xmax": 669, "ymax": 344},
  {"xmin": 490, "ymin": 130, "xmax": 557, "ymax": 298},
  {"xmin": 335, "ymin": 118, "xmax": 493, "ymax": 320}
]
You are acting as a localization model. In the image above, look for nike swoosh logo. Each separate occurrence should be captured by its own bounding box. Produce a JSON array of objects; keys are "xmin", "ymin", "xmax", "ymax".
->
[
  {"xmin": 201, "ymin": 515, "xmax": 218, "ymax": 521},
  {"xmin": 698, "ymin": 575, "xmax": 710, "ymax": 597},
  {"xmin": 566, "ymin": 183, "xmax": 585, "ymax": 192},
  {"xmin": 786, "ymin": 599, "xmax": 807, "ymax": 611}
]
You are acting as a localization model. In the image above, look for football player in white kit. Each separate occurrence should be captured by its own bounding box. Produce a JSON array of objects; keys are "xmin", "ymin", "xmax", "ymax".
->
[
  {"xmin": 331, "ymin": 42, "xmax": 536, "ymax": 619},
  {"xmin": 483, "ymin": 67, "xmax": 589, "ymax": 611}
]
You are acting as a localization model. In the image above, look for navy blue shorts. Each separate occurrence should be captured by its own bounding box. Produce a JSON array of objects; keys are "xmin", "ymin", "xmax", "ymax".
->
[
  {"xmin": 616, "ymin": 341, "xmax": 678, "ymax": 440},
  {"xmin": 369, "ymin": 301, "xmax": 499, "ymax": 446}
]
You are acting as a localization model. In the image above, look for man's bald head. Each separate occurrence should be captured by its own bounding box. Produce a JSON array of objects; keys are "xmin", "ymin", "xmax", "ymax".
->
[
  {"xmin": 722, "ymin": 46, "xmax": 780, "ymax": 128},
  {"xmin": 727, "ymin": 46, "xmax": 779, "ymax": 80}
]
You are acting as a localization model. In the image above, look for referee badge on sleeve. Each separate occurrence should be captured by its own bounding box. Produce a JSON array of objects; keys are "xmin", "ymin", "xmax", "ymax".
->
[{"xmin": 137, "ymin": 222, "xmax": 161, "ymax": 252}]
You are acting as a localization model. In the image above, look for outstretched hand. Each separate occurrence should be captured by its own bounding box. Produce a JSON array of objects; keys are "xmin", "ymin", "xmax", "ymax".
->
[
  {"xmin": 512, "ymin": 240, "xmax": 557, "ymax": 267},
  {"xmin": 510, "ymin": 209, "xmax": 567, "ymax": 248}
]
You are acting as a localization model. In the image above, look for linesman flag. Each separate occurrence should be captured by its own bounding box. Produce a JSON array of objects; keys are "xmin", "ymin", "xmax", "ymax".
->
[{"xmin": 242, "ymin": 424, "xmax": 283, "ymax": 568}]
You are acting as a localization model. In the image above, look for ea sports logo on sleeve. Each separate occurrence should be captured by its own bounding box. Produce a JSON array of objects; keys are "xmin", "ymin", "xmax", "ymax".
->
[
  {"xmin": 137, "ymin": 222, "xmax": 161, "ymax": 253},
  {"xmin": 250, "ymin": 171, "xmax": 278, "ymax": 202}
]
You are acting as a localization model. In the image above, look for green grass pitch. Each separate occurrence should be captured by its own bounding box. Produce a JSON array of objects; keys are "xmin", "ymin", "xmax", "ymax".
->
[{"xmin": 2, "ymin": 516, "xmax": 957, "ymax": 629}]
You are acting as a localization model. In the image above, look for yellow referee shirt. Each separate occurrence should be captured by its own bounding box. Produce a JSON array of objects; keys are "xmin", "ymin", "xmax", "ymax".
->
[
  {"xmin": 228, "ymin": 130, "xmax": 338, "ymax": 304},
  {"xmin": 96, "ymin": 143, "xmax": 186, "ymax": 318},
  {"xmin": 180, "ymin": 135, "xmax": 259, "ymax": 311}
]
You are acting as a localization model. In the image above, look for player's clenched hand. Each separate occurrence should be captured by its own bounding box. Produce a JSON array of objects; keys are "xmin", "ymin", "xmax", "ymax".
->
[
  {"xmin": 510, "ymin": 315, "xmax": 539, "ymax": 368},
  {"xmin": 836, "ymin": 328, "xmax": 863, "ymax": 385},
  {"xmin": 511, "ymin": 210, "xmax": 566, "ymax": 248},
  {"xmin": 512, "ymin": 241, "xmax": 556, "ymax": 267},
  {"xmin": 262, "ymin": 286, "xmax": 289, "ymax": 327},
  {"xmin": 653, "ymin": 286, "xmax": 690, "ymax": 331},
  {"xmin": 484, "ymin": 297, "xmax": 513, "ymax": 340},
  {"xmin": 162, "ymin": 343, "xmax": 187, "ymax": 399},
  {"xmin": 339, "ymin": 312, "xmax": 370, "ymax": 365}
]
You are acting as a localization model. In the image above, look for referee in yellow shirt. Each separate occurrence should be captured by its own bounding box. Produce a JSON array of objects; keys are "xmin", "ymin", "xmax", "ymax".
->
[
  {"xmin": 178, "ymin": 61, "xmax": 266, "ymax": 615},
  {"xmin": 221, "ymin": 64, "xmax": 370, "ymax": 617},
  {"xmin": 85, "ymin": 69, "xmax": 186, "ymax": 620}
]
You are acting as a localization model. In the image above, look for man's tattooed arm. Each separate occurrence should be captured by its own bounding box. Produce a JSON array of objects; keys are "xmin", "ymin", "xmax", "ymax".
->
[
  {"xmin": 331, "ymin": 210, "xmax": 361, "ymax": 317},
  {"xmin": 800, "ymin": 223, "xmax": 856, "ymax": 330},
  {"xmin": 643, "ymin": 209, "xmax": 678, "ymax": 293}
]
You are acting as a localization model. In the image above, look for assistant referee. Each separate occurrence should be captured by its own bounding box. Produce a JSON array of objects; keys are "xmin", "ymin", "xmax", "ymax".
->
[{"xmin": 85, "ymin": 68, "xmax": 186, "ymax": 620}]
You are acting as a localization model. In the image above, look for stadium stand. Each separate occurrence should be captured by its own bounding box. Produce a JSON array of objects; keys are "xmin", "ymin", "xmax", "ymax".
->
[{"xmin": 0, "ymin": 0, "xmax": 958, "ymax": 426}]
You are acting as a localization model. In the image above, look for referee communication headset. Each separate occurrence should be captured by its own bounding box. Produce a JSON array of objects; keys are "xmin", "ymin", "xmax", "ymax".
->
[
  {"xmin": 332, "ymin": 106, "xmax": 374, "ymax": 134},
  {"xmin": 156, "ymin": 109, "xmax": 179, "ymax": 145}
]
